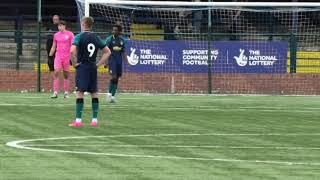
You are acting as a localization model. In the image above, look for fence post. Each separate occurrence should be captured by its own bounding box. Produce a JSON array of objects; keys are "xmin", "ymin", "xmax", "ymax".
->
[
  {"xmin": 207, "ymin": 4, "xmax": 212, "ymax": 94},
  {"xmin": 290, "ymin": 33, "xmax": 297, "ymax": 73},
  {"xmin": 37, "ymin": 0, "xmax": 42, "ymax": 92},
  {"xmin": 15, "ymin": 30, "xmax": 21, "ymax": 70},
  {"xmin": 290, "ymin": 3, "xmax": 298, "ymax": 74},
  {"xmin": 15, "ymin": 16, "xmax": 23, "ymax": 70}
]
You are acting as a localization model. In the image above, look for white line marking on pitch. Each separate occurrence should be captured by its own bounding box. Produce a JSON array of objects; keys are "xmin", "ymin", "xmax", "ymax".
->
[
  {"xmin": 0, "ymin": 103, "xmax": 319, "ymax": 112},
  {"xmin": 11, "ymin": 96, "xmax": 309, "ymax": 102},
  {"xmin": 23, "ymin": 144, "xmax": 320, "ymax": 150},
  {"xmin": 5, "ymin": 134, "xmax": 320, "ymax": 166}
]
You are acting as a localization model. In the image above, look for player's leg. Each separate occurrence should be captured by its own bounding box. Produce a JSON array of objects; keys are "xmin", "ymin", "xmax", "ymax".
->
[
  {"xmin": 107, "ymin": 61, "xmax": 117, "ymax": 102},
  {"xmin": 52, "ymin": 58, "xmax": 62, "ymax": 98},
  {"xmin": 63, "ymin": 70, "xmax": 70, "ymax": 98},
  {"xmin": 62, "ymin": 59, "xmax": 71, "ymax": 98},
  {"xmin": 47, "ymin": 56, "xmax": 55, "ymax": 79},
  {"xmin": 107, "ymin": 61, "xmax": 115, "ymax": 95},
  {"xmin": 109, "ymin": 75, "xmax": 119, "ymax": 103},
  {"xmin": 90, "ymin": 92, "xmax": 99, "ymax": 127},
  {"xmin": 89, "ymin": 68, "xmax": 99, "ymax": 127},
  {"xmin": 112, "ymin": 63, "xmax": 122, "ymax": 98},
  {"xmin": 69, "ymin": 66, "xmax": 86, "ymax": 127},
  {"xmin": 109, "ymin": 63, "xmax": 122, "ymax": 102},
  {"xmin": 69, "ymin": 90, "xmax": 84, "ymax": 127},
  {"xmin": 47, "ymin": 55, "xmax": 55, "ymax": 96},
  {"xmin": 46, "ymin": 41, "xmax": 55, "ymax": 80}
]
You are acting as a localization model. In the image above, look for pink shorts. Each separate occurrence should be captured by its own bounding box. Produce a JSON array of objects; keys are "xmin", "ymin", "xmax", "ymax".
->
[{"xmin": 54, "ymin": 57, "xmax": 70, "ymax": 72}]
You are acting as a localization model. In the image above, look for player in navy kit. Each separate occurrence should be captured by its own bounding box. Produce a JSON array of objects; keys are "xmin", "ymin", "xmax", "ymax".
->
[
  {"xmin": 105, "ymin": 24, "xmax": 128, "ymax": 103},
  {"xmin": 69, "ymin": 17, "xmax": 111, "ymax": 127}
]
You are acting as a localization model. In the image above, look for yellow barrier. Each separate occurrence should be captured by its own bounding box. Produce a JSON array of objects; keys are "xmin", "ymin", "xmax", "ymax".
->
[
  {"xmin": 34, "ymin": 64, "xmax": 109, "ymax": 73},
  {"xmin": 287, "ymin": 51, "xmax": 320, "ymax": 73},
  {"xmin": 131, "ymin": 24, "xmax": 164, "ymax": 40},
  {"xmin": 131, "ymin": 24, "xmax": 159, "ymax": 30}
]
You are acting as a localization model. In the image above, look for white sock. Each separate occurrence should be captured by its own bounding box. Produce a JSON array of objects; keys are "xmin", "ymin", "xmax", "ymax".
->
[
  {"xmin": 64, "ymin": 92, "xmax": 68, "ymax": 94},
  {"xmin": 76, "ymin": 118, "xmax": 82, "ymax": 123},
  {"xmin": 92, "ymin": 118, "xmax": 98, "ymax": 123},
  {"xmin": 54, "ymin": 91, "xmax": 58, "ymax": 95}
]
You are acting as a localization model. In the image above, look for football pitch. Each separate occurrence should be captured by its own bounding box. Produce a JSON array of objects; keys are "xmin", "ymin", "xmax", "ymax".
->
[{"xmin": 0, "ymin": 93, "xmax": 320, "ymax": 179}]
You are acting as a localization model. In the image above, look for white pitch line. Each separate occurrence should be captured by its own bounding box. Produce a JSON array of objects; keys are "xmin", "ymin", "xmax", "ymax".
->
[
  {"xmin": 1, "ymin": 95, "xmax": 320, "ymax": 103},
  {"xmin": 5, "ymin": 96, "xmax": 48, "ymax": 99},
  {"xmin": 83, "ymin": 133, "xmax": 320, "ymax": 137},
  {"xmin": 9, "ymin": 96, "xmax": 307, "ymax": 102},
  {"xmin": 0, "ymin": 103, "xmax": 319, "ymax": 112},
  {"xmin": 6, "ymin": 133, "xmax": 320, "ymax": 142},
  {"xmin": 6, "ymin": 141, "xmax": 320, "ymax": 166},
  {"xmin": 5, "ymin": 92, "xmax": 320, "ymax": 97},
  {"xmin": 5, "ymin": 134, "xmax": 320, "ymax": 166},
  {"xmin": 23, "ymin": 144, "xmax": 320, "ymax": 150}
]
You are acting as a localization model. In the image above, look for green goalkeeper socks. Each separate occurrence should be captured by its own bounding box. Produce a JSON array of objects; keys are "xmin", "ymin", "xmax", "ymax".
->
[
  {"xmin": 92, "ymin": 98, "xmax": 99, "ymax": 119},
  {"xmin": 76, "ymin": 98, "xmax": 84, "ymax": 119}
]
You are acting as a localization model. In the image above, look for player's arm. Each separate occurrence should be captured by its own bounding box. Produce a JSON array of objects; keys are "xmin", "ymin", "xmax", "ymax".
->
[
  {"xmin": 70, "ymin": 32, "xmax": 75, "ymax": 46},
  {"xmin": 103, "ymin": 36, "xmax": 112, "ymax": 68},
  {"xmin": 70, "ymin": 45, "xmax": 80, "ymax": 68},
  {"xmin": 71, "ymin": 34, "xmax": 81, "ymax": 68},
  {"xmin": 105, "ymin": 36, "xmax": 112, "ymax": 47},
  {"xmin": 96, "ymin": 46, "xmax": 111, "ymax": 67}
]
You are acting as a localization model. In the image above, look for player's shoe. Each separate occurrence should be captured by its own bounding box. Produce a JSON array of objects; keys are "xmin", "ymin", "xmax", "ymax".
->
[
  {"xmin": 51, "ymin": 93, "xmax": 58, "ymax": 98},
  {"xmin": 90, "ymin": 121, "xmax": 98, "ymax": 127},
  {"xmin": 64, "ymin": 93, "xmax": 70, "ymax": 99},
  {"xmin": 110, "ymin": 96, "xmax": 116, "ymax": 103},
  {"xmin": 68, "ymin": 121, "xmax": 83, "ymax": 127},
  {"xmin": 106, "ymin": 93, "xmax": 112, "ymax": 103}
]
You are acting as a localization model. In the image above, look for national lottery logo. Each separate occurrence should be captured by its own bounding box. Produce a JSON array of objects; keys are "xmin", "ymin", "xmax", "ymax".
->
[
  {"xmin": 127, "ymin": 48, "xmax": 139, "ymax": 65},
  {"xmin": 127, "ymin": 47, "xmax": 167, "ymax": 66},
  {"xmin": 234, "ymin": 49, "xmax": 248, "ymax": 67},
  {"xmin": 234, "ymin": 48, "xmax": 278, "ymax": 67}
]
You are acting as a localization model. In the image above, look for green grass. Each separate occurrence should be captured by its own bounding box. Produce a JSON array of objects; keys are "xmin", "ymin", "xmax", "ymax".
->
[{"xmin": 1, "ymin": 93, "xmax": 320, "ymax": 180}]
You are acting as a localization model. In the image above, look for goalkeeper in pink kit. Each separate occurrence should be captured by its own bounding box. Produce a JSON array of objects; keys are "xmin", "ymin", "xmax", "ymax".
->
[{"xmin": 49, "ymin": 20, "xmax": 74, "ymax": 98}]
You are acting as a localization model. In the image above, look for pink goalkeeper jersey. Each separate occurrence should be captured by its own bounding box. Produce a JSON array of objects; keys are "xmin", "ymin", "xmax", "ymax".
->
[{"xmin": 53, "ymin": 30, "xmax": 74, "ymax": 60}]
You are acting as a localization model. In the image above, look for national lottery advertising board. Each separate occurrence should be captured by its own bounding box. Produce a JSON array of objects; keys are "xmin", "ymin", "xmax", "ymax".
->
[{"xmin": 124, "ymin": 41, "xmax": 287, "ymax": 73}]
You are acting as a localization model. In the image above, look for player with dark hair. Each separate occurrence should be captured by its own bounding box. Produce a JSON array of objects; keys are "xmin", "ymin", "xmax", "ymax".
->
[
  {"xmin": 69, "ymin": 17, "xmax": 111, "ymax": 127},
  {"xmin": 49, "ymin": 20, "xmax": 74, "ymax": 98},
  {"xmin": 105, "ymin": 24, "xmax": 128, "ymax": 103}
]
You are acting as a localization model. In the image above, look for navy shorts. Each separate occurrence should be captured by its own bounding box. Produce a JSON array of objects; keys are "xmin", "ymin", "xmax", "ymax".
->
[
  {"xmin": 109, "ymin": 61, "xmax": 122, "ymax": 77},
  {"xmin": 76, "ymin": 64, "xmax": 98, "ymax": 93}
]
